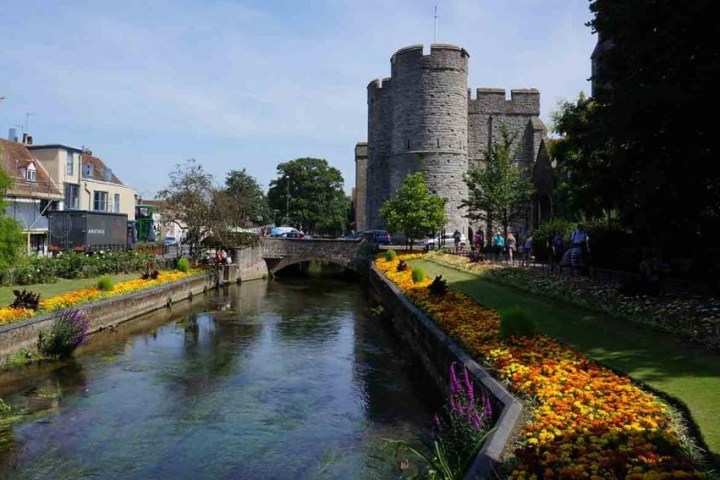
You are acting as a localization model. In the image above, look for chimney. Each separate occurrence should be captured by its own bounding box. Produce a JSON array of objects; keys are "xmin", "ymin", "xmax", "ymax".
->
[
  {"xmin": 22, "ymin": 133, "xmax": 33, "ymax": 145},
  {"xmin": 8, "ymin": 128, "xmax": 18, "ymax": 142}
]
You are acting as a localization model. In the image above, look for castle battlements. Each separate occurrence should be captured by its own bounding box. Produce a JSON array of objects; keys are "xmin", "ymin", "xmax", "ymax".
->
[
  {"xmin": 358, "ymin": 44, "xmax": 546, "ymax": 240},
  {"xmin": 468, "ymin": 88, "xmax": 540, "ymax": 115},
  {"xmin": 367, "ymin": 77, "xmax": 392, "ymax": 91}
]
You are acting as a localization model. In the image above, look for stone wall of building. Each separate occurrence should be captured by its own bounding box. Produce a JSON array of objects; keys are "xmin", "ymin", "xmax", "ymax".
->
[
  {"xmin": 354, "ymin": 142, "xmax": 368, "ymax": 231},
  {"xmin": 366, "ymin": 77, "xmax": 393, "ymax": 230},
  {"xmin": 360, "ymin": 44, "xmax": 546, "ymax": 240}
]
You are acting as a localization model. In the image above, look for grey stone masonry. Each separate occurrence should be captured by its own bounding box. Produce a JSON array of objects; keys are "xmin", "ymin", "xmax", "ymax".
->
[
  {"xmin": 359, "ymin": 44, "xmax": 546, "ymax": 240},
  {"xmin": 354, "ymin": 142, "xmax": 368, "ymax": 231}
]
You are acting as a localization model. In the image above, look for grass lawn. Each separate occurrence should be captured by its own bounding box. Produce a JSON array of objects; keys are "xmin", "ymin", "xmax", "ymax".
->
[
  {"xmin": 0, "ymin": 273, "xmax": 141, "ymax": 306},
  {"xmin": 411, "ymin": 259, "xmax": 720, "ymax": 460}
]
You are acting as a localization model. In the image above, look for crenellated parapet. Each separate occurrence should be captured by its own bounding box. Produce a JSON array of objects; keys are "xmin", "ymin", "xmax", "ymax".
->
[
  {"xmin": 468, "ymin": 88, "xmax": 540, "ymax": 115},
  {"xmin": 360, "ymin": 43, "xmax": 545, "ymax": 239}
]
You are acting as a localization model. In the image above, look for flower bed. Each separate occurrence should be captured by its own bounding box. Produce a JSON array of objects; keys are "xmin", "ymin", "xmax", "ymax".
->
[
  {"xmin": 428, "ymin": 252, "xmax": 720, "ymax": 350},
  {"xmin": 0, "ymin": 270, "xmax": 200, "ymax": 326},
  {"xmin": 375, "ymin": 254, "xmax": 704, "ymax": 478}
]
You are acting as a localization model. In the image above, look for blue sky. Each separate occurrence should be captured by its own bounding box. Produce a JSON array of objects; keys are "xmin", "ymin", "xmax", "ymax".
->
[{"xmin": 0, "ymin": 0, "xmax": 596, "ymax": 198}]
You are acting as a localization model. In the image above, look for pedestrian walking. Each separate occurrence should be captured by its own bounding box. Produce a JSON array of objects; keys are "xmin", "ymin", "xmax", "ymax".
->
[
  {"xmin": 521, "ymin": 235, "xmax": 534, "ymax": 267},
  {"xmin": 453, "ymin": 230, "xmax": 462, "ymax": 253},
  {"xmin": 506, "ymin": 233, "xmax": 517, "ymax": 264},
  {"xmin": 492, "ymin": 232, "xmax": 505, "ymax": 262}
]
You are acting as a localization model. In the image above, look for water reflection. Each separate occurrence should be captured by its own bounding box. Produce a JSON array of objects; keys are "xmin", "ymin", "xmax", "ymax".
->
[{"xmin": 0, "ymin": 278, "xmax": 438, "ymax": 479}]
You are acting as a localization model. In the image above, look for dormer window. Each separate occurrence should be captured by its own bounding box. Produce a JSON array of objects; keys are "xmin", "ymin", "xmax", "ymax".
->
[
  {"xmin": 83, "ymin": 163, "xmax": 93, "ymax": 178},
  {"xmin": 103, "ymin": 167, "xmax": 113, "ymax": 182},
  {"xmin": 26, "ymin": 163, "xmax": 37, "ymax": 182}
]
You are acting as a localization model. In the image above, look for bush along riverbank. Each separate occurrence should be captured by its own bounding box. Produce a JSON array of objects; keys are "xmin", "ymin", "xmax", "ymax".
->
[
  {"xmin": 0, "ymin": 269, "xmax": 203, "ymax": 326},
  {"xmin": 427, "ymin": 252, "xmax": 720, "ymax": 350},
  {"xmin": 375, "ymin": 254, "xmax": 708, "ymax": 478}
]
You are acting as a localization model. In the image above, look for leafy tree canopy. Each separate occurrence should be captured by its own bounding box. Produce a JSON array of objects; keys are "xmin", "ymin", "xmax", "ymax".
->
[
  {"xmin": 587, "ymin": 0, "xmax": 719, "ymax": 248},
  {"xmin": 224, "ymin": 168, "xmax": 271, "ymax": 227},
  {"xmin": 379, "ymin": 172, "xmax": 447, "ymax": 243},
  {"xmin": 460, "ymin": 124, "xmax": 534, "ymax": 237},
  {"xmin": 0, "ymin": 158, "xmax": 25, "ymax": 271},
  {"xmin": 157, "ymin": 159, "xmax": 259, "ymax": 250},
  {"xmin": 267, "ymin": 158, "xmax": 349, "ymax": 236}
]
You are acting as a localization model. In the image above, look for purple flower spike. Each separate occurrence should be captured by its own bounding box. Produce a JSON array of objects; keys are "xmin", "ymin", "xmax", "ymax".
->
[
  {"xmin": 449, "ymin": 362, "xmax": 460, "ymax": 394},
  {"xmin": 483, "ymin": 391, "xmax": 493, "ymax": 419},
  {"xmin": 464, "ymin": 367, "xmax": 475, "ymax": 404}
]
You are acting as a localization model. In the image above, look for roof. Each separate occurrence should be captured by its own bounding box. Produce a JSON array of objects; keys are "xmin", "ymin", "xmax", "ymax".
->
[
  {"xmin": 27, "ymin": 144, "xmax": 84, "ymax": 153},
  {"xmin": 0, "ymin": 138, "xmax": 63, "ymax": 200},
  {"xmin": 81, "ymin": 153, "xmax": 125, "ymax": 185}
]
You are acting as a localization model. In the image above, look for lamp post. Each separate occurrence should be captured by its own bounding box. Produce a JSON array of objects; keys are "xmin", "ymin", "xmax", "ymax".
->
[{"xmin": 285, "ymin": 176, "xmax": 290, "ymax": 226}]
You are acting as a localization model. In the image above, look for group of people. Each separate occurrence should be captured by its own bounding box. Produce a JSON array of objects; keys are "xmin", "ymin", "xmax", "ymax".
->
[
  {"xmin": 468, "ymin": 229, "xmax": 534, "ymax": 265},
  {"xmin": 549, "ymin": 224, "xmax": 590, "ymax": 269},
  {"xmin": 214, "ymin": 248, "xmax": 232, "ymax": 266}
]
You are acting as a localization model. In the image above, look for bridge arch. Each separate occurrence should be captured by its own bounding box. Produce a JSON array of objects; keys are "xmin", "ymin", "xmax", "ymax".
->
[
  {"xmin": 259, "ymin": 238, "xmax": 371, "ymax": 276},
  {"xmin": 266, "ymin": 255, "xmax": 358, "ymax": 275}
]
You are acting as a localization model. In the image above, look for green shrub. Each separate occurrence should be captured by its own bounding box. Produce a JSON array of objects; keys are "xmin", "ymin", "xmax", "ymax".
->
[
  {"xmin": 97, "ymin": 276, "xmax": 114, "ymax": 291},
  {"xmin": 177, "ymin": 257, "xmax": 190, "ymax": 272},
  {"xmin": 38, "ymin": 308, "xmax": 89, "ymax": 358},
  {"xmin": 384, "ymin": 249, "xmax": 397, "ymax": 261},
  {"xmin": 0, "ymin": 251, "xmax": 153, "ymax": 285},
  {"xmin": 500, "ymin": 306, "xmax": 537, "ymax": 340},
  {"xmin": 411, "ymin": 266, "xmax": 426, "ymax": 283}
]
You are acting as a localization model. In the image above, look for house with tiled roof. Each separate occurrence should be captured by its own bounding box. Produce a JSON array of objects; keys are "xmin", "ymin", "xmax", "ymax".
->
[
  {"xmin": 1, "ymin": 137, "xmax": 64, "ymax": 254},
  {"xmin": 27, "ymin": 143, "xmax": 136, "ymax": 222}
]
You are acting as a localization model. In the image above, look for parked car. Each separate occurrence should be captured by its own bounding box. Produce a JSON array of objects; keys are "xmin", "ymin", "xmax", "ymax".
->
[
  {"xmin": 420, "ymin": 233, "xmax": 467, "ymax": 248},
  {"xmin": 269, "ymin": 226, "xmax": 300, "ymax": 238},
  {"xmin": 360, "ymin": 230, "xmax": 392, "ymax": 245},
  {"xmin": 286, "ymin": 231, "xmax": 311, "ymax": 239},
  {"xmin": 165, "ymin": 236, "xmax": 178, "ymax": 246}
]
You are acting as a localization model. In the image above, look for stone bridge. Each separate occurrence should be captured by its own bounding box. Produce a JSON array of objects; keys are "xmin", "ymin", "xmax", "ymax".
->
[{"xmin": 230, "ymin": 237, "xmax": 375, "ymax": 282}]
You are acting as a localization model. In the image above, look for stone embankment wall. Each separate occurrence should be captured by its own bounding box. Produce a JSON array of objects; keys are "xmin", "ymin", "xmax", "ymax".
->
[
  {"xmin": 369, "ymin": 266, "xmax": 522, "ymax": 479},
  {"xmin": 0, "ymin": 273, "xmax": 214, "ymax": 364}
]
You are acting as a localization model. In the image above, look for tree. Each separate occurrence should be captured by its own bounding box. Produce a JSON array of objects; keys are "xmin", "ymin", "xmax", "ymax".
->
[
  {"xmin": 379, "ymin": 172, "xmax": 447, "ymax": 249},
  {"xmin": 460, "ymin": 124, "xmax": 535, "ymax": 239},
  {"xmin": 157, "ymin": 159, "xmax": 216, "ymax": 253},
  {"xmin": 224, "ymin": 168, "xmax": 271, "ymax": 227},
  {"xmin": 267, "ymin": 158, "xmax": 349, "ymax": 236},
  {"xmin": 158, "ymin": 160, "xmax": 262, "ymax": 253},
  {"xmin": 586, "ymin": 0, "xmax": 719, "ymax": 252},
  {"xmin": 550, "ymin": 93, "xmax": 616, "ymax": 220},
  {"xmin": 0, "ymin": 157, "xmax": 24, "ymax": 271}
]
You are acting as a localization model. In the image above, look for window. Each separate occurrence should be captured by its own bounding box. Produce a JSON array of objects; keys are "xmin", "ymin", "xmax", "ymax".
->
[
  {"xmin": 84, "ymin": 163, "xmax": 93, "ymax": 178},
  {"xmin": 66, "ymin": 152, "xmax": 74, "ymax": 176},
  {"xmin": 93, "ymin": 191, "xmax": 108, "ymax": 211},
  {"xmin": 114, "ymin": 193, "xmax": 120, "ymax": 213},
  {"xmin": 64, "ymin": 183, "xmax": 80, "ymax": 209},
  {"xmin": 26, "ymin": 164, "xmax": 36, "ymax": 182}
]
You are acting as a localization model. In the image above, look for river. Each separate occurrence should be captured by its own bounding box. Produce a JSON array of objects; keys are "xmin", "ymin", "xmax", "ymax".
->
[{"xmin": 0, "ymin": 278, "xmax": 440, "ymax": 479}]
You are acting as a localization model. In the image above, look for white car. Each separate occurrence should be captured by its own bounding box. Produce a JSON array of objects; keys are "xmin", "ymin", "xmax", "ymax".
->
[{"xmin": 420, "ymin": 233, "xmax": 467, "ymax": 248}]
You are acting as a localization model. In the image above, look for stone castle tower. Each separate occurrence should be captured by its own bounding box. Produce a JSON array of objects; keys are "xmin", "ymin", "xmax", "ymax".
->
[{"xmin": 356, "ymin": 44, "xmax": 546, "ymax": 239}]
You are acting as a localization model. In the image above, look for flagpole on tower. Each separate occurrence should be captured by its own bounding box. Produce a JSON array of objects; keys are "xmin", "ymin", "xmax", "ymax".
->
[{"xmin": 434, "ymin": 5, "xmax": 438, "ymax": 43}]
